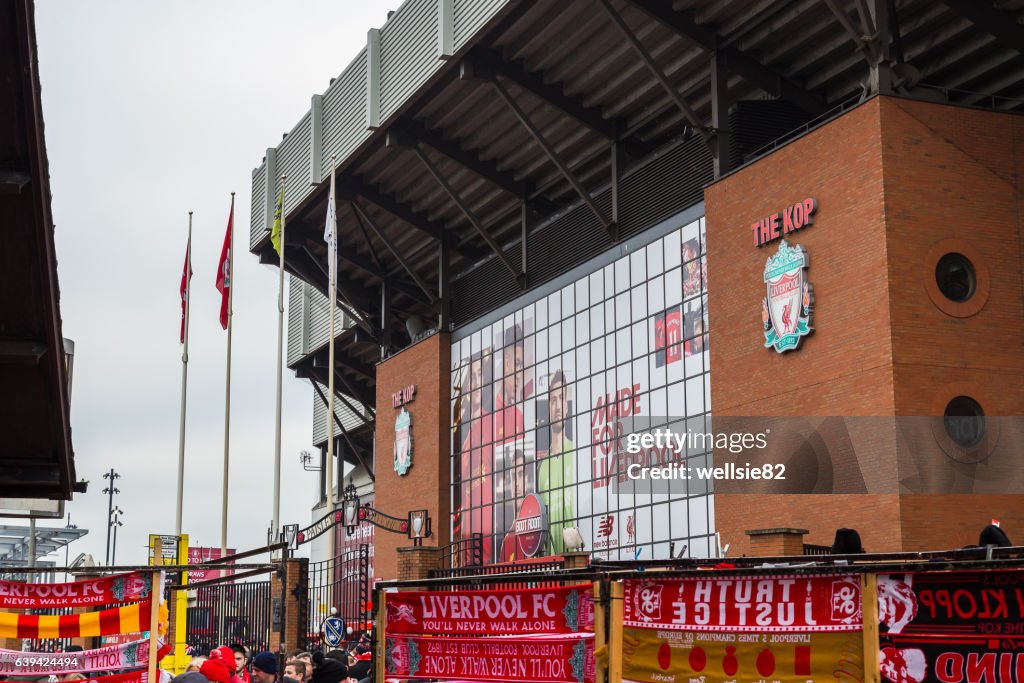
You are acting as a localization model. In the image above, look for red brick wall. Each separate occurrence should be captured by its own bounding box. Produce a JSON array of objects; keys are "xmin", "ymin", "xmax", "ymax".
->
[
  {"xmin": 705, "ymin": 97, "xmax": 1024, "ymax": 557},
  {"xmin": 878, "ymin": 98, "xmax": 1024, "ymax": 551},
  {"xmin": 706, "ymin": 98, "xmax": 901, "ymax": 556},
  {"xmin": 373, "ymin": 333, "xmax": 451, "ymax": 581}
]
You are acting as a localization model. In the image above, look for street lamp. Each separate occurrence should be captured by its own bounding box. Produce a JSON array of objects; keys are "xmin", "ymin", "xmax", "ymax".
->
[
  {"xmin": 64, "ymin": 514, "xmax": 78, "ymax": 581},
  {"xmin": 342, "ymin": 483, "xmax": 360, "ymax": 534}
]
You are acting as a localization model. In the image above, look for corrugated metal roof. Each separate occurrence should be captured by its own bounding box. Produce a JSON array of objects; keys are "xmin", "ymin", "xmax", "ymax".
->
[{"xmin": 251, "ymin": 0, "xmax": 1024, "ymax": 423}]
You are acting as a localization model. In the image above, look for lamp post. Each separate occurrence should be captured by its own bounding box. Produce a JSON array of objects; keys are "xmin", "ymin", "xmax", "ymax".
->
[
  {"xmin": 110, "ymin": 507, "xmax": 124, "ymax": 566},
  {"xmin": 103, "ymin": 469, "xmax": 121, "ymax": 565},
  {"xmin": 64, "ymin": 514, "xmax": 78, "ymax": 581},
  {"xmin": 343, "ymin": 483, "xmax": 360, "ymax": 534}
]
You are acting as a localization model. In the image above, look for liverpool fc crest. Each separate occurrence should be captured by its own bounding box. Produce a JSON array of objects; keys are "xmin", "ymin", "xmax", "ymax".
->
[{"xmin": 762, "ymin": 240, "xmax": 814, "ymax": 353}]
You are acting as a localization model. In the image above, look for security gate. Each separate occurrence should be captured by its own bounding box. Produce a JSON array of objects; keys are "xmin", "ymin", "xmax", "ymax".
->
[
  {"xmin": 307, "ymin": 544, "xmax": 369, "ymax": 650},
  {"xmin": 186, "ymin": 580, "xmax": 272, "ymax": 656}
]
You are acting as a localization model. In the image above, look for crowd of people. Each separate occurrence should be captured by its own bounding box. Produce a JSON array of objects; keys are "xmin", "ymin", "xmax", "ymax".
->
[{"xmin": 172, "ymin": 635, "xmax": 374, "ymax": 683}]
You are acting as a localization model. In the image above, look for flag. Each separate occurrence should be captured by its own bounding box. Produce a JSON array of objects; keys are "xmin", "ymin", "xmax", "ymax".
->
[
  {"xmin": 216, "ymin": 205, "xmax": 233, "ymax": 329},
  {"xmin": 270, "ymin": 187, "xmax": 284, "ymax": 256},
  {"xmin": 323, "ymin": 173, "xmax": 337, "ymax": 285},
  {"xmin": 179, "ymin": 235, "xmax": 192, "ymax": 343}
]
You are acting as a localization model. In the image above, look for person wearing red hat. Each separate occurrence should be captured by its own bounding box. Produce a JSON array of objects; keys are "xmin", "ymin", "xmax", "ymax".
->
[{"xmin": 201, "ymin": 647, "xmax": 241, "ymax": 683}]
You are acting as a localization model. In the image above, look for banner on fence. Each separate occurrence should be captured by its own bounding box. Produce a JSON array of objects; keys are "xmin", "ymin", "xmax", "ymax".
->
[
  {"xmin": 621, "ymin": 627, "xmax": 865, "ymax": 683},
  {"xmin": 385, "ymin": 584, "xmax": 595, "ymax": 635},
  {"xmin": 0, "ymin": 638, "xmax": 170, "ymax": 675},
  {"xmin": 0, "ymin": 599, "xmax": 167, "ymax": 639},
  {"xmin": 877, "ymin": 570, "xmax": 1024, "ymax": 683},
  {"xmin": 0, "ymin": 572, "xmax": 153, "ymax": 608},
  {"xmin": 385, "ymin": 634, "xmax": 595, "ymax": 683},
  {"xmin": 623, "ymin": 574, "xmax": 862, "ymax": 632}
]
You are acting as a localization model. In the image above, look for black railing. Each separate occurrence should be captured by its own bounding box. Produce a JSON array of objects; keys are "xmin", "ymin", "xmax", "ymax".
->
[
  {"xmin": 428, "ymin": 558, "xmax": 566, "ymax": 590},
  {"xmin": 307, "ymin": 544, "xmax": 370, "ymax": 651},
  {"xmin": 438, "ymin": 533, "xmax": 483, "ymax": 570},
  {"xmin": 803, "ymin": 544, "xmax": 832, "ymax": 556},
  {"xmin": 186, "ymin": 580, "xmax": 271, "ymax": 657}
]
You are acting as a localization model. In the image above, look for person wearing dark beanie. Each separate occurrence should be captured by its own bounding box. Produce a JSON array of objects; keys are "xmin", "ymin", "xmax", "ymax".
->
[{"xmin": 311, "ymin": 651, "xmax": 348, "ymax": 683}]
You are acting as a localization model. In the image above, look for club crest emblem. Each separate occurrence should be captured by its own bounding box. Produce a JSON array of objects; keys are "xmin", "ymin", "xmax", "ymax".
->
[
  {"xmin": 762, "ymin": 240, "xmax": 814, "ymax": 353},
  {"xmin": 394, "ymin": 407, "xmax": 413, "ymax": 476}
]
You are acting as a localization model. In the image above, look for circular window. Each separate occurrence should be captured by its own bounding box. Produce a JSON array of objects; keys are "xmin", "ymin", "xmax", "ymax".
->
[
  {"xmin": 943, "ymin": 396, "xmax": 985, "ymax": 448},
  {"xmin": 935, "ymin": 253, "xmax": 976, "ymax": 302}
]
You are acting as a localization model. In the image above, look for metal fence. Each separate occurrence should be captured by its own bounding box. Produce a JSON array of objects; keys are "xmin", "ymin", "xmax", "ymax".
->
[
  {"xmin": 186, "ymin": 580, "xmax": 272, "ymax": 656},
  {"xmin": 307, "ymin": 545, "xmax": 370, "ymax": 651},
  {"xmin": 428, "ymin": 558, "xmax": 566, "ymax": 590},
  {"xmin": 438, "ymin": 533, "xmax": 483, "ymax": 570}
]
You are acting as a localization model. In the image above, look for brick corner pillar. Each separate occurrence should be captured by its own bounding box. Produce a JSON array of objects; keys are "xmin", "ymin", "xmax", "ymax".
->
[
  {"xmin": 374, "ymin": 332, "xmax": 452, "ymax": 581},
  {"xmin": 397, "ymin": 547, "xmax": 440, "ymax": 581},
  {"xmin": 561, "ymin": 552, "xmax": 590, "ymax": 570},
  {"xmin": 271, "ymin": 557, "xmax": 309, "ymax": 653},
  {"xmin": 744, "ymin": 528, "xmax": 808, "ymax": 557},
  {"xmin": 71, "ymin": 572, "xmax": 103, "ymax": 651}
]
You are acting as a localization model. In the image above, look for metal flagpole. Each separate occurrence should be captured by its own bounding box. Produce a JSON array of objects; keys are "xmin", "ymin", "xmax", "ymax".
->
[
  {"xmin": 219, "ymin": 192, "xmax": 235, "ymax": 641},
  {"xmin": 326, "ymin": 157, "xmax": 337, "ymax": 578},
  {"xmin": 273, "ymin": 177, "xmax": 287, "ymax": 548},
  {"xmin": 176, "ymin": 212, "xmax": 192, "ymax": 537}
]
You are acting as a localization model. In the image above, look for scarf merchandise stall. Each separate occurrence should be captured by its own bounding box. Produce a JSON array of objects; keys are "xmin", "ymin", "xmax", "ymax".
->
[
  {"xmin": 375, "ymin": 554, "xmax": 1024, "ymax": 683},
  {"xmin": 0, "ymin": 570, "xmax": 170, "ymax": 681}
]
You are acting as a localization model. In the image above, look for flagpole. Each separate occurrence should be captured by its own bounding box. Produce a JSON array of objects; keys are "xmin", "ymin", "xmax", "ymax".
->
[
  {"xmin": 273, "ymin": 176, "xmax": 287, "ymax": 547},
  {"xmin": 219, "ymin": 192, "xmax": 234, "ymax": 642},
  {"xmin": 326, "ymin": 157, "xmax": 337, "ymax": 575},
  {"xmin": 175, "ymin": 212, "xmax": 192, "ymax": 537}
]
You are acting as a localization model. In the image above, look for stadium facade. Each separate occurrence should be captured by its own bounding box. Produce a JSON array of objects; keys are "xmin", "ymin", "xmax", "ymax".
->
[{"xmin": 249, "ymin": 0, "xmax": 1024, "ymax": 581}]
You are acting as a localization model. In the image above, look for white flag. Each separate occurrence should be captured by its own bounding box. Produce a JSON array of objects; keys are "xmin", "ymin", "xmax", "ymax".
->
[{"xmin": 324, "ymin": 168, "xmax": 337, "ymax": 287}]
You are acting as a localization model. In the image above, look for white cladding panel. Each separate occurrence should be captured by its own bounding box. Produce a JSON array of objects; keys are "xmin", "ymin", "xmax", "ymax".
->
[{"xmin": 380, "ymin": 0, "xmax": 444, "ymax": 121}]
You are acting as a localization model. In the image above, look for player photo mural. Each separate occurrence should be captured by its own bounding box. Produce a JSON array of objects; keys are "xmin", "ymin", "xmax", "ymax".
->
[{"xmin": 451, "ymin": 216, "xmax": 713, "ymax": 563}]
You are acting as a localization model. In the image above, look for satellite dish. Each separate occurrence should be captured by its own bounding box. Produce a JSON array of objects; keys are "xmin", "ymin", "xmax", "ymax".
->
[
  {"xmin": 70, "ymin": 553, "xmax": 96, "ymax": 568},
  {"xmin": 893, "ymin": 63, "xmax": 921, "ymax": 90},
  {"xmin": 406, "ymin": 316, "xmax": 426, "ymax": 340}
]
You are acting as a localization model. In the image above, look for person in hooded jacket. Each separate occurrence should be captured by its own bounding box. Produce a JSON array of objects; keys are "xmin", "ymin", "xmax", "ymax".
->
[{"xmin": 201, "ymin": 647, "xmax": 242, "ymax": 683}]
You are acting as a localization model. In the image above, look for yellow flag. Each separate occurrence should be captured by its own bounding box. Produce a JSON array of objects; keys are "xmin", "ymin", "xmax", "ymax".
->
[{"xmin": 270, "ymin": 187, "xmax": 284, "ymax": 256}]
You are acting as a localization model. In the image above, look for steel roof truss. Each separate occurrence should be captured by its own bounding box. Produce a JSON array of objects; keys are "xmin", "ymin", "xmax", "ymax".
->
[
  {"xmin": 410, "ymin": 143, "xmax": 525, "ymax": 285},
  {"xmin": 350, "ymin": 198, "xmax": 438, "ymax": 305},
  {"xmin": 468, "ymin": 47, "xmax": 652, "ymax": 159},
  {"xmin": 310, "ymin": 380, "xmax": 375, "ymax": 481},
  {"xmin": 481, "ymin": 73, "xmax": 617, "ymax": 241},
  {"xmin": 623, "ymin": 0, "xmax": 826, "ymax": 114},
  {"xmin": 937, "ymin": 0, "xmax": 1024, "ymax": 58},
  {"xmin": 597, "ymin": 0, "xmax": 713, "ymax": 144}
]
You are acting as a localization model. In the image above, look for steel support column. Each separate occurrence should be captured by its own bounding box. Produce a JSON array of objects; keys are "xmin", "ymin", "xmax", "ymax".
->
[
  {"xmin": 710, "ymin": 51, "xmax": 731, "ymax": 178},
  {"xmin": 438, "ymin": 232, "xmax": 451, "ymax": 331}
]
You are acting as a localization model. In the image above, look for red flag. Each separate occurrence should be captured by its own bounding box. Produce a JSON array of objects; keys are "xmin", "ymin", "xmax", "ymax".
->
[
  {"xmin": 180, "ymin": 236, "xmax": 192, "ymax": 343},
  {"xmin": 216, "ymin": 206, "xmax": 233, "ymax": 329}
]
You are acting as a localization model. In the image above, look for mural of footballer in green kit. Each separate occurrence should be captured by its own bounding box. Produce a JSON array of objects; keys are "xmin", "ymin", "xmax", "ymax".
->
[{"xmin": 539, "ymin": 370, "xmax": 575, "ymax": 555}]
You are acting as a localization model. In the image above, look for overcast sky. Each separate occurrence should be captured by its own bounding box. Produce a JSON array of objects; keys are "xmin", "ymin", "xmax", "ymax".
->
[{"xmin": 34, "ymin": 0, "xmax": 394, "ymax": 569}]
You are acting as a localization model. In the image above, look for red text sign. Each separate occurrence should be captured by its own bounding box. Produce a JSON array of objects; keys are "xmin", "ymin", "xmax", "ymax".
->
[
  {"xmin": 385, "ymin": 584, "xmax": 594, "ymax": 635},
  {"xmin": 0, "ymin": 572, "xmax": 151, "ymax": 608},
  {"xmin": 751, "ymin": 198, "xmax": 817, "ymax": 248},
  {"xmin": 385, "ymin": 635, "xmax": 595, "ymax": 683},
  {"xmin": 392, "ymin": 385, "xmax": 416, "ymax": 408},
  {"xmin": 623, "ymin": 574, "xmax": 862, "ymax": 632}
]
